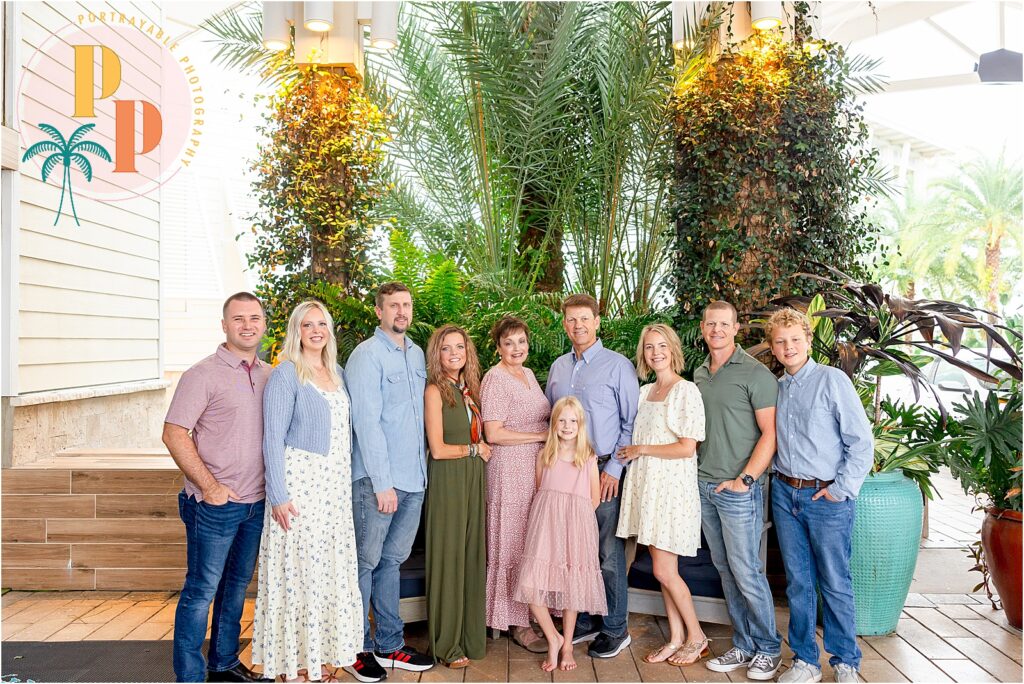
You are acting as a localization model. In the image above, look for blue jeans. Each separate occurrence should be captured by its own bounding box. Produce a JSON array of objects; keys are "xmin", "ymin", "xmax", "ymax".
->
[
  {"xmin": 173, "ymin": 491, "xmax": 264, "ymax": 682},
  {"xmin": 352, "ymin": 477, "xmax": 424, "ymax": 653},
  {"xmin": 699, "ymin": 479, "xmax": 781, "ymax": 657},
  {"xmin": 576, "ymin": 459, "xmax": 629, "ymax": 639},
  {"xmin": 772, "ymin": 479, "xmax": 860, "ymax": 669}
]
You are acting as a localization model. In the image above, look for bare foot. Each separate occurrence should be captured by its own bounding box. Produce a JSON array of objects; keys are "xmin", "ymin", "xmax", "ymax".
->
[
  {"xmin": 541, "ymin": 633, "xmax": 565, "ymax": 672},
  {"xmin": 558, "ymin": 643, "xmax": 577, "ymax": 671}
]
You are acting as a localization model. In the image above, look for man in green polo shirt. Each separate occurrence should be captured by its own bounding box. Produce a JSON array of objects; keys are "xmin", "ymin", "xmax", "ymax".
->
[{"xmin": 692, "ymin": 300, "xmax": 782, "ymax": 681}]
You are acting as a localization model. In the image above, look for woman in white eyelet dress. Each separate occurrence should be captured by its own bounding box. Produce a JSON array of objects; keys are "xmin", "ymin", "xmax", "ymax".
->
[{"xmin": 252, "ymin": 301, "xmax": 361, "ymax": 682}]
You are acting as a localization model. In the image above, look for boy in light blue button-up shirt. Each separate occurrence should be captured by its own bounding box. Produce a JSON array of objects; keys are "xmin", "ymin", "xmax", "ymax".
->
[{"xmin": 767, "ymin": 308, "xmax": 872, "ymax": 684}]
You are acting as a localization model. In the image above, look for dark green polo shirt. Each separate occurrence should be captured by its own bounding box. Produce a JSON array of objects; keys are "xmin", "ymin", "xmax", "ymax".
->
[{"xmin": 693, "ymin": 345, "xmax": 779, "ymax": 483}]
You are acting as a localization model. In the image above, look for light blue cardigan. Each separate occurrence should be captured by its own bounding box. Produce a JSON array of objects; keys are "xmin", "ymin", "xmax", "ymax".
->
[{"xmin": 262, "ymin": 360, "xmax": 349, "ymax": 506}]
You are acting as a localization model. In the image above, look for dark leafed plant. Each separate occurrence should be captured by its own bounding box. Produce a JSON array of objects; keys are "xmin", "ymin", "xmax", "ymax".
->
[
  {"xmin": 773, "ymin": 264, "xmax": 1022, "ymax": 422},
  {"xmin": 672, "ymin": 1, "xmax": 889, "ymax": 326}
]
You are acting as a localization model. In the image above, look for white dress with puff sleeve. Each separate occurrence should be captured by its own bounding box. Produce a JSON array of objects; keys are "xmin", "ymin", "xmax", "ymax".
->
[{"xmin": 616, "ymin": 380, "xmax": 706, "ymax": 557}]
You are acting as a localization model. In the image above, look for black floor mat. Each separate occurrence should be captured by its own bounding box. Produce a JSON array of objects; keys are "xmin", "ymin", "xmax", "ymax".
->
[{"xmin": 1, "ymin": 639, "xmax": 249, "ymax": 683}]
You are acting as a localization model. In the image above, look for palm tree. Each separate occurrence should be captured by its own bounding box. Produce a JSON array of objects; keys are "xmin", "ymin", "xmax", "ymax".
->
[
  {"xmin": 874, "ymin": 180, "xmax": 953, "ymax": 300},
  {"xmin": 932, "ymin": 154, "xmax": 1023, "ymax": 318},
  {"xmin": 22, "ymin": 123, "xmax": 112, "ymax": 226},
  {"xmin": 202, "ymin": 1, "xmax": 718, "ymax": 315}
]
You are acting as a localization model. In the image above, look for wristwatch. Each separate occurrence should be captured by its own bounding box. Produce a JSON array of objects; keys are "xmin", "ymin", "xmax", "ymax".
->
[{"xmin": 740, "ymin": 473, "xmax": 755, "ymax": 487}]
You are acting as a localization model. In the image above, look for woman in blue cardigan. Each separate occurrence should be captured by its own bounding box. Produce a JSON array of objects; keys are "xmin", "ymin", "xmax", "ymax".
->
[{"xmin": 251, "ymin": 300, "xmax": 361, "ymax": 682}]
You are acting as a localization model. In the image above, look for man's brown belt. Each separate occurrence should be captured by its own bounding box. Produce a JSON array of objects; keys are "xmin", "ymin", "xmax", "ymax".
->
[{"xmin": 775, "ymin": 473, "xmax": 834, "ymax": 490}]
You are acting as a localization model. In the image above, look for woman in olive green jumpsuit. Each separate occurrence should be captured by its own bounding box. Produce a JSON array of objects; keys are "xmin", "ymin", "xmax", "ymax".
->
[{"xmin": 423, "ymin": 324, "xmax": 489, "ymax": 668}]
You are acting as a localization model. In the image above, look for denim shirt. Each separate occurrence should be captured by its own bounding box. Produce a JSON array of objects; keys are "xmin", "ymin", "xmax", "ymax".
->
[
  {"xmin": 345, "ymin": 327, "xmax": 428, "ymax": 494},
  {"xmin": 546, "ymin": 339, "xmax": 639, "ymax": 480},
  {"xmin": 776, "ymin": 358, "xmax": 873, "ymax": 501}
]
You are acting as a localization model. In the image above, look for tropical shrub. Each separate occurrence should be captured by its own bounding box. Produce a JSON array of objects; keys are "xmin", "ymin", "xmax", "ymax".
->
[
  {"xmin": 671, "ymin": 2, "xmax": 887, "ymax": 327},
  {"xmin": 247, "ymin": 67, "xmax": 390, "ymax": 361}
]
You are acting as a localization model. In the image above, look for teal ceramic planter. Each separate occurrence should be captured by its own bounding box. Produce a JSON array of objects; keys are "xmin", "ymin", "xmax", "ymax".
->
[{"xmin": 851, "ymin": 470, "xmax": 923, "ymax": 636}]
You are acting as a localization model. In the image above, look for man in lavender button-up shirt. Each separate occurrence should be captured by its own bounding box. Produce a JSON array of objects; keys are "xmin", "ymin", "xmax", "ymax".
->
[{"xmin": 546, "ymin": 293, "xmax": 639, "ymax": 659}]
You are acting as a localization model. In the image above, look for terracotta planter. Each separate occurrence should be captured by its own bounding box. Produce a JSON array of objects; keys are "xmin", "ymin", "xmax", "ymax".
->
[{"xmin": 982, "ymin": 508, "xmax": 1022, "ymax": 629}]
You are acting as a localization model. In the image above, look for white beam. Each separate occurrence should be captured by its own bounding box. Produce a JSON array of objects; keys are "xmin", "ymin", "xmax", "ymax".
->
[
  {"xmin": 884, "ymin": 72, "xmax": 980, "ymax": 93},
  {"xmin": 827, "ymin": 2, "xmax": 968, "ymax": 44},
  {"xmin": 925, "ymin": 18, "xmax": 979, "ymax": 59}
]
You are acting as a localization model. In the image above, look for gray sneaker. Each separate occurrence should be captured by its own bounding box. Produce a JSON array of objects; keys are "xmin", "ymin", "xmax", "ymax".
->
[
  {"xmin": 833, "ymin": 663, "xmax": 860, "ymax": 683},
  {"xmin": 705, "ymin": 647, "xmax": 751, "ymax": 672},
  {"xmin": 746, "ymin": 653, "xmax": 782, "ymax": 681},
  {"xmin": 778, "ymin": 660, "xmax": 822, "ymax": 683}
]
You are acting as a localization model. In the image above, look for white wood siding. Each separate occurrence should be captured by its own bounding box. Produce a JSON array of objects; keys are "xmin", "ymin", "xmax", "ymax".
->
[{"xmin": 17, "ymin": 1, "xmax": 162, "ymax": 393}]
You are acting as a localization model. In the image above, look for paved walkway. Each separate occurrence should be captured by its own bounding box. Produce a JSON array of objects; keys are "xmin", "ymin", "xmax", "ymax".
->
[{"xmin": 2, "ymin": 469, "xmax": 1021, "ymax": 682}]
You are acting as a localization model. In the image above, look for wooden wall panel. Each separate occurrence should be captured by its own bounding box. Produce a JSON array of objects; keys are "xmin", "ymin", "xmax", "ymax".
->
[
  {"xmin": 1, "ymin": 494, "xmax": 95, "ymax": 518},
  {"xmin": 95, "ymin": 569, "xmax": 185, "ymax": 591},
  {"xmin": 1, "ymin": 520, "xmax": 47, "ymax": 543},
  {"xmin": 46, "ymin": 519, "xmax": 184, "ymax": 544},
  {"xmin": 0, "ymin": 569, "xmax": 94, "ymax": 590},
  {"xmin": 72, "ymin": 543, "xmax": 185, "ymax": 569},
  {"xmin": 72, "ymin": 470, "xmax": 183, "ymax": 495},
  {"xmin": 2, "ymin": 543, "xmax": 71, "ymax": 568},
  {"xmin": 95, "ymin": 495, "xmax": 178, "ymax": 519},
  {"xmin": 1, "ymin": 469, "xmax": 71, "ymax": 494}
]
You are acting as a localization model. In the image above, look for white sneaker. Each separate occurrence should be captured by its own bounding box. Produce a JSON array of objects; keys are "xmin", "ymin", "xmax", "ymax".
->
[
  {"xmin": 778, "ymin": 660, "xmax": 823, "ymax": 683},
  {"xmin": 833, "ymin": 663, "xmax": 860, "ymax": 683}
]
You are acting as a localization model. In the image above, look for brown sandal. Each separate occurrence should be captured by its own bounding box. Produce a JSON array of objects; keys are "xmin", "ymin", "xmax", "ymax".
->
[
  {"xmin": 645, "ymin": 642, "xmax": 682, "ymax": 664},
  {"xmin": 668, "ymin": 637, "xmax": 710, "ymax": 666},
  {"xmin": 445, "ymin": 656, "xmax": 471, "ymax": 669}
]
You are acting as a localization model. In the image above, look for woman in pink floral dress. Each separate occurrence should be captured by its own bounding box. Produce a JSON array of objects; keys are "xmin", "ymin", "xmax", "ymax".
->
[{"xmin": 480, "ymin": 316, "xmax": 551, "ymax": 652}]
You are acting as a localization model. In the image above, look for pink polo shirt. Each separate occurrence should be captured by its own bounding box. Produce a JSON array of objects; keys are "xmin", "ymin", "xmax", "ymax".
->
[{"xmin": 165, "ymin": 344, "xmax": 270, "ymax": 503}]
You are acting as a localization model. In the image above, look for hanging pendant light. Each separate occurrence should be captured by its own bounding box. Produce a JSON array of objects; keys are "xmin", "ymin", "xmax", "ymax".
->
[
  {"xmin": 303, "ymin": 1, "xmax": 334, "ymax": 32},
  {"xmin": 672, "ymin": 2, "xmax": 711, "ymax": 50},
  {"xmin": 750, "ymin": 1, "xmax": 782, "ymax": 32},
  {"xmin": 371, "ymin": 2, "xmax": 400, "ymax": 50},
  {"xmin": 262, "ymin": 1, "xmax": 292, "ymax": 51}
]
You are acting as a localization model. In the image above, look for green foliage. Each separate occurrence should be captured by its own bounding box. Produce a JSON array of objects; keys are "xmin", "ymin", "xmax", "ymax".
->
[
  {"xmin": 944, "ymin": 384, "xmax": 1023, "ymax": 513},
  {"xmin": 363, "ymin": 1, "xmax": 717, "ymax": 313},
  {"xmin": 247, "ymin": 67, "xmax": 390, "ymax": 361},
  {"xmin": 871, "ymin": 399, "xmax": 944, "ymax": 500},
  {"xmin": 671, "ymin": 3, "xmax": 886, "ymax": 326}
]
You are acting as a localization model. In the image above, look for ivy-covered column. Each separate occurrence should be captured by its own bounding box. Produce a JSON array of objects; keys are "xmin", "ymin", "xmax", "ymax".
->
[
  {"xmin": 248, "ymin": 66, "xmax": 389, "ymax": 358},
  {"xmin": 671, "ymin": 9, "xmax": 882, "ymax": 326}
]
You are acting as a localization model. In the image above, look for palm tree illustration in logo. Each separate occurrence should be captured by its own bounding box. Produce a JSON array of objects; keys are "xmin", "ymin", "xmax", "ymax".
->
[{"xmin": 22, "ymin": 123, "xmax": 112, "ymax": 226}]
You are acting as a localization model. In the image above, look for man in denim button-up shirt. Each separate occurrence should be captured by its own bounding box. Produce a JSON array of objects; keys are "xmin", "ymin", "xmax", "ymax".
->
[
  {"xmin": 767, "ymin": 308, "xmax": 872, "ymax": 684},
  {"xmin": 344, "ymin": 282, "xmax": 434, "ymax": 680}
]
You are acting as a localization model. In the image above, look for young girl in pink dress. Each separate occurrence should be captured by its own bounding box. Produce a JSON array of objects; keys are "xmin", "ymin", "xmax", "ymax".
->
[{"xmin": 514, "ymin": 396, "xmax": 606, "ymax": 672}]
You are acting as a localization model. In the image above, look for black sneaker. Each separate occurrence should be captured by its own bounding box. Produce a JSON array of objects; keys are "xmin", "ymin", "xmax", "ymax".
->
[
  {"xmin": 374, "ymin": 646, "xmax": 434, "ymax": 672},
  {"xmin": 588, "ymin": 632, "xmax": 632, "ymax": 658},
  {"xmin": 571, "ymin": 627, "xmax": 601, "ymax": 644},
  {"xmin": 343, "ymin": 652, "xmax": 388, "ymax": 683}
]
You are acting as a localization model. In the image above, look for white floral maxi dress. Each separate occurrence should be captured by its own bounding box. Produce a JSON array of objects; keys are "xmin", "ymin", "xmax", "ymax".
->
[
  {"xmin": 616, "ymin": 380, "xmax": 706, "ymax": 557},
  {"xmin": 252, "ymin": 387, "xmax": 361, "ymax": 680}
]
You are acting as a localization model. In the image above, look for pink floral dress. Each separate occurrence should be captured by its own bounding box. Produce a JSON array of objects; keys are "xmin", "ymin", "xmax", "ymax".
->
[{"xmin": 480, "ymin": 364, "xmax": 550, "ymax": 631}]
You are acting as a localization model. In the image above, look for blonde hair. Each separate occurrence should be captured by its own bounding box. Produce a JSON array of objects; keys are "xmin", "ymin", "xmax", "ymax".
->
[
  {"xmin": 635, "ymin": 323, "xmax": 685, "ymax": 379},
  {"xmin": 539, "ymin": 396, "xmax": 594, "ymax": 470},
  {"xmin": 426, "ymin": 324, "xmax": 482, "ymax": 407},
  {"xmin": 765, "ymin": 308, "xmax": 813, "ymax": 341},
  {"xmin": 280, "ymin": 300, "xmax": 340, "ymax": 386}
]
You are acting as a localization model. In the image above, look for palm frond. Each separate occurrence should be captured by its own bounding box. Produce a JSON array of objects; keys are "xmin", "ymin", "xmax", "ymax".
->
[
  {"xmin": 70, "ymin": 140, "xmax": 112, "ymax": 161},
  {"xmin": 36, "ymin": 123, "xmax": 67, "ymax": 147},
  {"xmin": 22, "ymin": 140, "xmax": 62, "ymax": 161},
  {"xmin": 200, "ymin": 2, "xmax": 299, "ymax": 86},
  {"xmin": 69, "ymin": 153, "xmax": 94, "ymax": 181},
  {"xmin": 40, "ymin": 153, "xmax": 62, "ymax": 182}
]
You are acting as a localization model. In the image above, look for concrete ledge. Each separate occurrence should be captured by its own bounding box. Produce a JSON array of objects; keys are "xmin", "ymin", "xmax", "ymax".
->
[{"xmin": 10, "ymin": 379, "xmax": 171, "ymax": 407}]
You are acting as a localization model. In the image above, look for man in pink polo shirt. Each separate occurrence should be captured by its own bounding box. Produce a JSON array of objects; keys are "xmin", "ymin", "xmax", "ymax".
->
[{"xmin": 163, "ymin": 292, "xmax": 272, "ymax": 683}]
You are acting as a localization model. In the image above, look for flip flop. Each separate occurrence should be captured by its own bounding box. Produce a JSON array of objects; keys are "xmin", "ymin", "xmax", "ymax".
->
[
  {"xmin": 645, "ymin": 642, "xmax": 682, "ymax": 664},
  {"xmin": 668, "ymin": 637, "xmax": 710, "ymax": 666}
]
